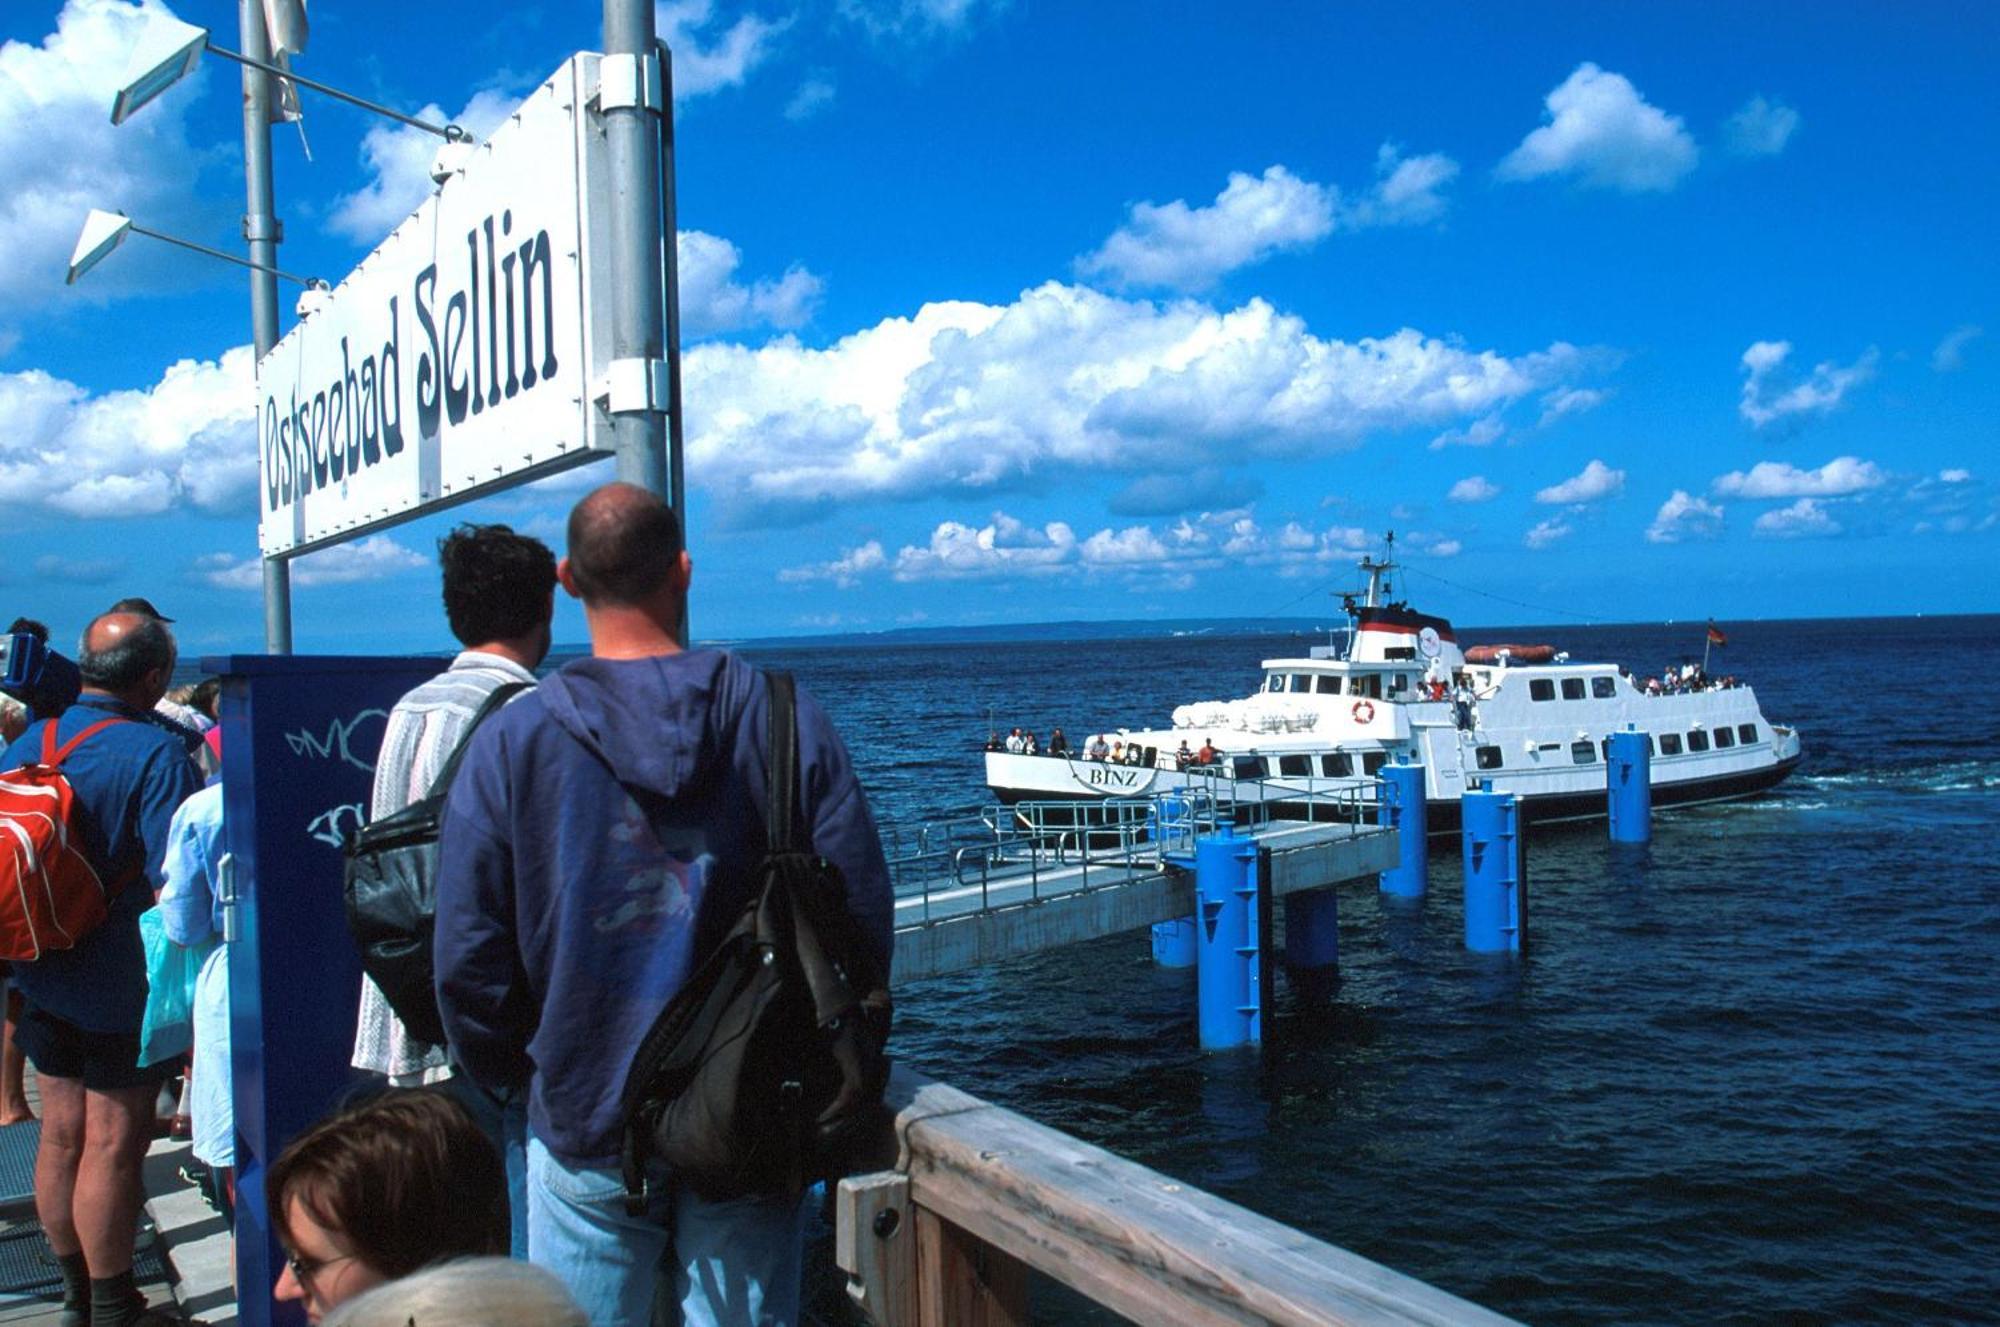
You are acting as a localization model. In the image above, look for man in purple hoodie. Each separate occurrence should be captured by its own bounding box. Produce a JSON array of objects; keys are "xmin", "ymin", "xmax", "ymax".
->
[{"xmin": 434, "ymin": 482, "xmax": 893, "ymax": 1327}]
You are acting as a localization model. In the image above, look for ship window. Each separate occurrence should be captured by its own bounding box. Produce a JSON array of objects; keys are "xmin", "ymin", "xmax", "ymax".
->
[
  {"xmin": 1362, "ymin": 752, "xmax": 1389, "ymax": 776},
  {"xmin": 1687, "ymin": 730, "xmax": 1710, "ymax": 753},
  {"xmin": 1658, "ymin": 733, "xmax": 1683, "ymax": 755},
  {"xmin": 1316, "ymin": 675, "xmax": 1341, "ymax": 694},
  {"xmin": 1529, "ymin": 679, "xmax": 1556, "ymax": 701},
  {"xmin": 1571, "ymin": 740, "xmax": 1597, "ymax": 764},
  {"xmin": 1290, "ymin": 674, "xmax": 1314, "ymax": 693},
  {"xmin": 1278, "ymin": 754, "xmax": 1311, "ymax": 777},
  {"xmin": 1232, "ymin": 756, "xmax": 1267, "ymax": 780},
  {"xmin": 1321, "ymin": 753, "xmax": 1352, "ymax": 776},
  {"xmin": 1561, "ymin": 678, "xmax": 1587, "ymax": 700},
  {"xmin": 1265, "ymin": 673, "xmax": 1283, "ymax": 693},
  {"xmin": 1591, "ymin": 676, "xmax": 1617, "ymax": 698},
  {"xmin": 1475, "ymin": 745, "xmax": 1503, "ymax": 770},
  {"xmin": 1737, "ymin": 723, "xmax": 1757, "ymax": 743},
  {"xmin": 1600, "ymin": 738, "xmax": 1611, "ymax": 761},
  {"xmin": 1714, "ymin": 728, "xmax": 1735, "ymax": 749}
]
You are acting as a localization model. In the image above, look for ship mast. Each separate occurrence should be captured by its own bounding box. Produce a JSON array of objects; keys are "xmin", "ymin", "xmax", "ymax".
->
[{"xmin": 1340, "ymin": 532, "xmax": 1398, "ymax": 661}]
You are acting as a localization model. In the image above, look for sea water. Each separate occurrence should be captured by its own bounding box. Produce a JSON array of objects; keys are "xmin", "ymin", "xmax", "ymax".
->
[{"xmin": 730, "ymin": 615, "xmax": 1999, "ymax": 1325}]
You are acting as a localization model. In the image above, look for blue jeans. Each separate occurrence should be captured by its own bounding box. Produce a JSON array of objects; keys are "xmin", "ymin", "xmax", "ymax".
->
[
  {"xmin": 526, "ymin": 1134, "xmax": 809, "ymax": 1327},
  {"xmin": 444, "ymin": 1075, "xmax": 530, "ymax": 1258}
]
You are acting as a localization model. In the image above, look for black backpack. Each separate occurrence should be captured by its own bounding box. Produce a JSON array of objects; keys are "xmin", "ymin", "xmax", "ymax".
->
[
  {"xmin": 342, "ymin": 681, "xmax": 529, "ymax": 1048},
  {"xmin": 619, "ymin": 671, "xmax": 893, "ymax": 1207}
]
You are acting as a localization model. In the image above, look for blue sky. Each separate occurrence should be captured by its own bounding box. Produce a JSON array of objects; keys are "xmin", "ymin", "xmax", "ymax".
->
[{"xmin": 2, "ymin": 1, "xmax": 1995, "ymax": 656}]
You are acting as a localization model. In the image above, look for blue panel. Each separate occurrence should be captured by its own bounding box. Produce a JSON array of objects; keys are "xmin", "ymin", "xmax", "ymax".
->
[
  {"xmin": 1194, "ymin": 833, "xmax": 1262, "ymax": 1049},
  {"xmin": 1461, "ymin": 788, "xmax": 1524, "ymax": 953},
  {"xmin": 206, "ymin": 654, "xmax": 443, "ymax": 1327},
  {"xmin": 1378, "ymin": 763, "xmax": 1430, "ymax": 898},
  {"xmin": 1606, "ymin": 727, "xmax": 1653, "ymax": 844},
  {"xmin": 1151, "ymin": 918, "xmax": 1197, "ymax": 967}
]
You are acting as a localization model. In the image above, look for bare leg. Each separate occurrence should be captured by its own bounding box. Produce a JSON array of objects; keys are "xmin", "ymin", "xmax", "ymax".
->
[
  {"xmin": 33, "ymin": 1072, "xmax": 86, "ymax": 1257},
  {"xmin": 0, "ymin": 1012, "xmax": 33, "ymax": 1126},
  {"xmin": 71, "ymin": 1083, "xmax": 158, "ymax": 1278}
]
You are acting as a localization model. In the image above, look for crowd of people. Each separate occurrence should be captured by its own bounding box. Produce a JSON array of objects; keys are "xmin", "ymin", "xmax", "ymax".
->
[
  {"xmin": 1642, "ymin": 662, "xmax": 1739, "ymax": 695},
  {"xmin": 0, "ymin": 483, "xmax": 893, "ymax": 1326}
]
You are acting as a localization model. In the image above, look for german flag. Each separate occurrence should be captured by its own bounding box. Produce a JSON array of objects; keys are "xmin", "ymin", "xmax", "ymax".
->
[{"xmin": 1707, "ymin": 621, "xmax": 1728, "ymax": 647}]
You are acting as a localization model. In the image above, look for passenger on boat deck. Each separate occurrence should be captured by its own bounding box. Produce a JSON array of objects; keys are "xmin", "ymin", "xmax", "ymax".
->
[
  {"xmin": 1049, "ymin": 727, "xmax": 1069, "ymax": 756},
  {"xmin": 1196, "ymin": 738, "xmax": 1218, "ymax": 766},
  {"xmin": 1087, "ymin": 734, "xmax": 1110, "ymax": 761},
  {"xmin": 1125, "ymin": 743, "xmax": 1145, "ymax": 766},
  {"xmin": 1175, "ymin": 740, "xmax": 1193, "ymax": 770},
  {"xmin": 985, "ymin": 731, "xmax": 1002, "ymax": 751},
  {"xmin": 1004, "ymin": 726, "xmax": 1026, "ymax": 754},
  {"xmin": 1023, "ymin": 732, "xmax": 1039, "ymax": 756},
  {"xmin": 1452, "ymin": 682, "xmax": 1474, "ymax": 731}
]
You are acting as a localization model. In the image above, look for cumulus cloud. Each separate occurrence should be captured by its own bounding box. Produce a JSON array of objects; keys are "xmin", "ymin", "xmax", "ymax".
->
[
  {"xmin": 1753, "ymin": 497, "xmax": 1840, "ymax": 539},
  {"xmin": 0, "ymin": 0, "xmax": 221, "ymax": 319},
  {"xmin": 1712, "ymin": 456, "xmax": 1885, "ymax": 499},
  {"xmin": 1448, "ymin": 475, "xmax": 1499, "ymax": 503},
  {"xmin": 777, "ymin": 540, "xmax": 885, "ymax": 588},
  {"xmin": 1497, "ymin": 62, "xmax": 1698, "ymax": 193},
  {"xmin": 1341, "ymin": 144, "xmax": 1460, "ymax": 228},
  {"xmin": 1538, "ymin": 385, "xmax": 1607, "ymax": 427},
  {"xmin": 837, "ymin": 0, "xmax": 1006, "ymax": 44},
  {"xmin": 681, "ymin": 282, "xmax": 1592, "ymax": 524},
  {"xmin": 1939, "ymin": 468, "xmax": 1972, "ymax": 483},
  {"xmin": 656, "ymin": 0, "xmax": 787, "ymax": 97},
  {"xmin": 1724, "ymin": 96, "xmax": 1800, "ymax": 157},
  {"xmin": 1523, "ymin": 516, "xmax": 1573, "ymax": 550},
  {"xmin": 1535, "ymin": 458, "xmax": 1625, "ymax": 504},
  {"xmin": 678, "ymin": 231, "xmax": 824, "ymax": 337},
  {"xmin": 1933, "ymin": 324, "xmax": 1982, "ymax": 373},
  {"xmin": 1738, "ymin": 340, "xmax": 1877, "ymax": 428},
  {"xmin": 784, "ymin": 77, "xmax": 835, "ymax": 121},
  {"xmin": 195, "ymin": 535, "xmax": 427, "ymax": 591},
  {"xmin": 325, "ymin": 89, "xmax": 518, "ymax": 243},
  {"xmin": 1428, "ymin": 413, "xmax": 1506, "ymax": 451},
  {"xmin": 1077, "ymin": 166, "xmax": 1336, "ymax": 291},
  {"xmin": 0, "ymin": 346, "xmax": 258, "ymax": 520},
  {"xmin": 1428, "ymin": 539, "xmax": 1463, "ymax": 558},
  {"xmin": 1646, "ymin": 490, "xmax": 1724, "ymax": 544}
]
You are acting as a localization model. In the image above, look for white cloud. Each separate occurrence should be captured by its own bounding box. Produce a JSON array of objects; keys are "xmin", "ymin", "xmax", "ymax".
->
[
  {"xmin": 1724, "ymin": 96, "xmax": 1800, "ymax": 157},
  {"xmin": 1342, "ymin": 144, "xmax": 1460, "ymax": 228},
  {"xmin": 1538, "ymin": 385, "xmax": 1607, "ymax": 427},
  {"xmin": 1645, "ymin": 490, "xmax": 1724, "ymax": 544},
  {"xmin": 891, "ymin": 513, "xmax": 1078, "ymax": 581},
  {"xmin": 1428, "ymin": 538, "xmax": 1463, "ymax": 558},
  {"xmin": 1428, "ymin": 413, "xmax": 1506, "ymax": 451},
  {"xmin": 1939, "ymin": 468, "xmax": 1972, "ymax": 483},
  {"xmin": 656, "ymin": 1, "xmax": 787, "ymax": 98},
  {"xmin": 0, "ymin": 346, "xmax": 259, "ymax": 519},
  {"xmin": 0, "ymin": 0, "xmax": 218, "ymax": 319},
  {"xmin": 1535, "ymin": 458, "xmax": 1625, "ymax": 504},
  {"xmin": 1448, "ymin": 475, "xmax": 1499, "ymax": 503},
  {"xmin": 1753, "ymin": 497, "xmax": 1840, "ymax": 539},
  {"xmin": 677, "ymin": 231, "xmax": 824, "ymax": 337},
  {"xmin": 325, "ymin": 89, "xmax": 519, "ymax": 243},
  {"xmin": 195, "ymin": 535, "xmax": 426, "ymax": 591},
  {"xmin": 1738, "ymin": 340, "xmax": 1877, "ymax": 428},
  {"xmin": 784, "ymin": 77, "xmax": 835, "ymax": 121},
  {"xmin": 1077, "ymin": 166, "xmax": 1336, "ymax": 291},
  {"xmin": 1712, "ymin": 456, "xmax": 1885, "ymax": 499},
  {"xmin": 1933, "ymin": 324, "xmax": 1982, "ymax": 373},
  {"xmin": 777, "ymin": 540, "xmax": 885, "ymax": 588},
  {"xmin": 682, "ymin": 282, "xmax": 1590, "ymax": 524},
  {"xmin": 1523, "ymin": 516, "xmax": 1573, "ymax": 549},
  {"xmin": 837, "ymin": 0, "xmax": 1005, "ymax": 44},
  {"xmin": 1497, "ymin": 62, "xmax": 1698, "ymax": 193}
]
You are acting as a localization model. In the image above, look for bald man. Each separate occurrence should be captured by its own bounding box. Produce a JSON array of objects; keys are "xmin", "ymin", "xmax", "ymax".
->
[{"xmin": 2, "ymin": 611, "xmax": 199, "ymax": 1327}]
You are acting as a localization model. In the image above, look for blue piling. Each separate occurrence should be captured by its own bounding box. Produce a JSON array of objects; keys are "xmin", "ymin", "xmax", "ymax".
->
[
  {"xmin": 1283, "ymin": 888, "xmax": 1338, "ymax": 970},
  {"xmin": 1606, "ymin": 726, "xmax": 1652, "ymax": 844},
  {"xmin": 1378, "ymin": 762, "xmax": 1430, "ymax": 897},
  {"xmin": 1461, "ymin": 783, "xmax": 1525, "ymax": 953},
  {"xmin": 1194, "ymin": 831, "xmax": 1263, "ymax": 1049},
  {"xmin": 1152, "ymin": 918, "xmax": 1197, "ymax": 967}
]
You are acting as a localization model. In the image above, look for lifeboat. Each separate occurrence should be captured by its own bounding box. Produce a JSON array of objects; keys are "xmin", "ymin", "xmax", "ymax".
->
[{"xmin": 1464, "ymin": 643, "xmax": 1556, "ymax": 665}]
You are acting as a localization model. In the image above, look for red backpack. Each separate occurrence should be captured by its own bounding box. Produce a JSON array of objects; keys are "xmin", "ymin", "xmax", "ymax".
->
[{"xmin": 0, "ymin": 718, "xmax": 131, "ymax": 961}]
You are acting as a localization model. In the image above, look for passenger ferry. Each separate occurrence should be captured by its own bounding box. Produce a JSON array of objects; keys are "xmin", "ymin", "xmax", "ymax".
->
[{"xmin": 983, "ymin": 542, "xmax": 1803, "ymax": 834}]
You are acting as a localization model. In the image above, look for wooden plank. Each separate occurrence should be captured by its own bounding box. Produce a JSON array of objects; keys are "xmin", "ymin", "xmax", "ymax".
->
[
  {"xmin": 880, "ymin": 1067, "xmax": 1519, "ymax": 1327},
  {"xmin": 836, "ymin": 1173, "xmax": 917, "ymax": 1327},
  {"xmin": 914, "ymin": 1207, "xmax": 1029, "ymax": 1327}
]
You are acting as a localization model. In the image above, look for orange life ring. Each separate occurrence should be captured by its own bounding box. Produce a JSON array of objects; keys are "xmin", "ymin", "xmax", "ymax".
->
[{"xmin": 1351, "ymin": 700, "xmax": 1376, "ymax": 724}]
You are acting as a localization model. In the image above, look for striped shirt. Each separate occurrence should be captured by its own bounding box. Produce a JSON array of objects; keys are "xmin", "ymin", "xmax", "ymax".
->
[{"xmin": 351, "ymin": 650, "xmax": 537, "ymax": 1082}]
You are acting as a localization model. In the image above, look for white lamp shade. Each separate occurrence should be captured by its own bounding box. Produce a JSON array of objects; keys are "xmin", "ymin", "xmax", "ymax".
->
[
  {"xmin": 67, "ymin": 210, "xmax": 134, "ymax": 285},
  {"xmin": 110, "ymin": 17, "xmax": 208, "ymax": 125}
]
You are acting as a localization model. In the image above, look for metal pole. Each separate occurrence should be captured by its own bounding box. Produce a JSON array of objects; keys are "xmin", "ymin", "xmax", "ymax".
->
[
  {"xmin": 604, "ymin": 0, "xmax": 669, "ymax": 499},
  {"xmin": 240, "ymin": 0, "xmax": 290, "ymax": 653},
  {"xmin": 658, "ymin": 43, "xmax": 688, "ymax": 646}
]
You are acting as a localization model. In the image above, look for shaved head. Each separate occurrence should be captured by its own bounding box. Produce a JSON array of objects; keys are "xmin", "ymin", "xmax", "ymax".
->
[{"xmin": 565, "ymin": 483, "xmax": 685, "ymax": 607}]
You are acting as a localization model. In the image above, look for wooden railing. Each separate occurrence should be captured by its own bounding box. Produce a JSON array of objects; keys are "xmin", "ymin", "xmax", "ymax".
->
[{"xmin": 835, "ymin": 1068, "xmax": 1523, "ymax": 1327}]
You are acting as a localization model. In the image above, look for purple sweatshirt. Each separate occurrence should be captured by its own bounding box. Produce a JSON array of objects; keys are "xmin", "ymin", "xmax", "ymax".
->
[{"xmin": 434, "ymin": 649, "xmax": 893, "ymax": 1167}]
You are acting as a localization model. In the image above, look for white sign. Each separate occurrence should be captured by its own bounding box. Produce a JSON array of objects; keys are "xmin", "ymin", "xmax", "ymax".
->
[{"xmin": 256, "ymin": 54, "xmax": 614, "ymax": 555}]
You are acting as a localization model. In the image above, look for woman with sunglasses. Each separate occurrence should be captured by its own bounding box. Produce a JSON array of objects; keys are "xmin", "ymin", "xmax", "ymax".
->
[{"xmin": 266, "ymin": 1090, "xmax": 508, "ymax": 1322}]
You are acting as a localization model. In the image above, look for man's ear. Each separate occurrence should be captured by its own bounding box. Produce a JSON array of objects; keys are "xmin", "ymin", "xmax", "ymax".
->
[
  {"xmin": 671, "ymin": 550, "xmax": 693, "ymax": 595},
  {"xmin": 556, "ymin": 557, "xmax": 583, "ymax": 601}
]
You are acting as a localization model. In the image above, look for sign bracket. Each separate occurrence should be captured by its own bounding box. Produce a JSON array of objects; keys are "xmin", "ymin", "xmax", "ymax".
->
[
  {"xmin": 594, "ymin": 50, "xmax": 663, "ymax": 114},
  {"xmin": 595, "ymin": 357, "xmax": 672, "ymax": 414}
]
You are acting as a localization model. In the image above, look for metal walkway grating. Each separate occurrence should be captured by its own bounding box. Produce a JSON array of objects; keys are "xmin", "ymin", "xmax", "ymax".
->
[{"xmin": 0, "ymin": 1217, "xmax": 169, "ymax": 1300}]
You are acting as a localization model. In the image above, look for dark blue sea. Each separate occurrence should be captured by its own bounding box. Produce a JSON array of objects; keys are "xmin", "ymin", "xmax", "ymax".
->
[{"xmin": 729, "ymin": 615, "xmax": 2000, "ymax": 1326}]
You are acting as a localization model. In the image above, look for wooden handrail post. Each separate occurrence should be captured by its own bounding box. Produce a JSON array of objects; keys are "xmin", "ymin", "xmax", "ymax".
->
[
  {"xmin": 836, "ymin": 1173, "xmax": 917, "ymax": 1326},
  {"xmin": 915, "ymin": 1209, "xmax": 1028, "ymax": 1327}
]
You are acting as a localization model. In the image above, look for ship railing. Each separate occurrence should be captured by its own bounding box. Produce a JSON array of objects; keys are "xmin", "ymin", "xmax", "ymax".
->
[{"xmin": 835, "ymin": 1064, "xmax": 1520, "ymax": 1327}]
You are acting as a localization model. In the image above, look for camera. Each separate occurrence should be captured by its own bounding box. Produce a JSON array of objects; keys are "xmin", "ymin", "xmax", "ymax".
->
[{"xmin": 0, "ymin": 631, "xmax": 82, "ymax": 720}]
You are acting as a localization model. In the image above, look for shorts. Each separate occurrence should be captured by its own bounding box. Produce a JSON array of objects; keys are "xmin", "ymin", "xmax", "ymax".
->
[{"xmin": 13, "ymin": 1002, "xmax": 175, "ymax": 1093}]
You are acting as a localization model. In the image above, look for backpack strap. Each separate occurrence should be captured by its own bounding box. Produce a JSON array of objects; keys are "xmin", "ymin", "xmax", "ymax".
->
[
  {"xmin": 423, "ymin": 681, "xmax": 532, "ymax": 801},
  {"xmin": 764, "ymin": 671, "xmax": 802, "ymax": 854},
  {"xmin": 42, "ymin": 717, "xmax": 129, "ymax": 768}
]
